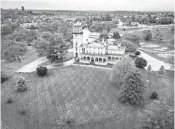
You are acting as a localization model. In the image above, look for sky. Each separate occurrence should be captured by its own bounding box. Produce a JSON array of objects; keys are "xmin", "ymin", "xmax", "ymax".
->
[{"xmin": 1, "ymin": 0, "xmax": 174, "ymax": 11}]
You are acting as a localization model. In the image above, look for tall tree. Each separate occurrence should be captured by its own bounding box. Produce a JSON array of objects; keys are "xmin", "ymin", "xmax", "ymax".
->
[
  {"xmin": 121, "ymin": 40, "xmax": 138, "ymax": 53},
  {"xmin": 3, "ymin": 41, "xmax": 27, "ymax": 62},
  {"xmin": 1, "ymin": 25, "xmax": 12, "ymax": 35},
  {"xmin": 113, "ymin": 31, "xmax": 121, "ymax": 39},
  {"xmin": 142, "ymin": 30, "xmax": 152, "ymax": 41},
  {"xmin": 123, "ymin": 33, "xmax": 140, "ymax": 46},
  {"xmin": 47, "ymin": 34, "xmax": 68, "ymax": 63}
]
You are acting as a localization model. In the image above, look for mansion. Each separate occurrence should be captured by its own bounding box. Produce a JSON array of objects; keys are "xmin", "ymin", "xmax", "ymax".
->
[{"xmin": 73, "ymin": 22, "xmax": 126, "ymax": 65}]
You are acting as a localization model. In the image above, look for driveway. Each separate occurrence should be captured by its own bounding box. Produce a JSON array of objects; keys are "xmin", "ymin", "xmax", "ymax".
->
[{"xmin": 16, "ymin": 57, "xmax": 48, "ymax": 73}]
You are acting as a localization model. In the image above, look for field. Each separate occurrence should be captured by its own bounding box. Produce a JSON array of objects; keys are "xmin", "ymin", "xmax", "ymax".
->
[
  {"xmin": 1, "ymin": 65, "xmax": 174, "ymax": 129},
  {"xmin": 1, "ymin": 50, "xmax": 39, "ymax": 76}
]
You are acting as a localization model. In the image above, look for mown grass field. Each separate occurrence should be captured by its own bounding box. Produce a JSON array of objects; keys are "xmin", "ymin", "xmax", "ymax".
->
[{"xmin": 1, "ymin": 65, "xmax": 174, "ymax": 129}]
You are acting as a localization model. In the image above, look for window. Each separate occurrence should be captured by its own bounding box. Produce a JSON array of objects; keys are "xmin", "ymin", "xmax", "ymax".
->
[
  {"xmin": 99, "ymin": 58, "xmax": 102, "ymax": 62},
  {"xmin": 103, "ymin": 58, "xmax": 106, "ymax": 62}
]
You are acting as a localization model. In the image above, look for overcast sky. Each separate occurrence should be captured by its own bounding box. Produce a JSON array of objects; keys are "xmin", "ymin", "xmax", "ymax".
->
[{"xmin": 1, "ymin": 0, "xmax": 174, "ymax": 11}]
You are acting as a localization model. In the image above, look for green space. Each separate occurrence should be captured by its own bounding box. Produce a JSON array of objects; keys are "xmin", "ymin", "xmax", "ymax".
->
[
  {"xmin": 2, "ymin": 65, "xmax": 174, "ymax": 129},
  {"xmin": 1, "ymin": 50, "xmax": 39, "ymax": 75}
]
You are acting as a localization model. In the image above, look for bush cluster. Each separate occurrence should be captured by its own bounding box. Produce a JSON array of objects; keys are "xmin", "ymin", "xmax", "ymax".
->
[
  {"xmin": 1, "ymin": 71, "xmax": 8, "ymax": 83},
  {"xmin": 118, "ymin": 72, "xmax": 145, "ymax": 106},
  {"xmin": 150, "ymin": 91, "xmax": 158, "ymax": 100},
  {"xmin": 36, "ymin": 66, "xmax": 47, "ymax": 76},
  {"xmin": 137, "ymin": 100, "xmax": 174, "ymax": 129},
  {"xmin": 15, "ymin": 76, "xmax": 27, "ymax": 92},
  {"xmin": 135, "ymin": 57, "xmax": 147, "ymax": 68},
  {"xmin": 135, "ymin": 51, "xmax": 141, "ymax": 56}
]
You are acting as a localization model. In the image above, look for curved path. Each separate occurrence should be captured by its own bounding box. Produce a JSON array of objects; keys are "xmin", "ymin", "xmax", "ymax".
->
[{"xmin": 16, "ymin": 57, "xmax": 48, "ymax": 73}]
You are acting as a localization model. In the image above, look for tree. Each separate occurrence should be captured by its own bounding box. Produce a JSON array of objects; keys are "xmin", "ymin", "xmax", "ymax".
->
[
  {"xmin": 26, "ymin": 30, "xmax": 37, "ymax": 44},
  {"xmin": 109, "ymin": 56, "xmax": 136, "ymax": 86},
  {"xmin": 142, "ymin": 30, "xmax": 152, "ymax": 41},
  {"xmin": 118, "ymin": 71, "xmax": 145, "ymax": 106},
  {"xmin": 41, "ymin": 31, "xmax": 52, "ymax": 41},
  {"xmin": 147, "ymin": 65, "xmax": 152, "ymax": 72},
  {"xmin": 3, "ymin": 42, "xmax": 26, "ymax": 62},
  {"xmin": 47, "ymin": 33, "xmax": 68, "ymax": 63},
  {"xmin": 89, "ymin": 23, "xmax": 103, "ymax": 33},
  {"xmin": 137, "ymin": 99, "xmax": 174, "ymax": 129},
  {"xmin": 40, "ymin": 23, "xmax": 54, "ymax": 33},
  {"xmin": 33, "ymin": 39, "xmax": 49, "ymax": 56},
  {"xmin": 112, "ymin": 31, "xmax": 121, "ymax": 39},
  {"xmin": 135, "ymin": 51, "xmax": 141, "ymax": 56},
  {"xmin": 10, "ymin": 23, "xmax": 19, "ymax": 31},
  {"xmin": 121, "ymin": 40, "xmax": 137, "ymax": 53},
  {"xmin": 135, "ymin": 57, "xmax": 147, "ymax": 69},
  {"xmin": 1, "ymin": 25, "xmax": 12, "ymax": 35},
  {"xmin": 158, "ymin": 65, "xmax": 165, "ymax": 76},
  {"xmin": 123, "ymin": 33, "xmax": 140, "ymax": 46},
  {"xmin": 99, "ymin": 30, "xmax": 109, "ymax": 40},
  {"xmin": 155, "ymin": 29, "xmax": 163, "ymax": 41}
]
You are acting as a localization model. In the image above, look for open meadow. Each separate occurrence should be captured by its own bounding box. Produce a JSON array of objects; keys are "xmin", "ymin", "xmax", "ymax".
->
[{"xmin": 2, "ymin": 65, "xmax": 174, "ymax": 129}]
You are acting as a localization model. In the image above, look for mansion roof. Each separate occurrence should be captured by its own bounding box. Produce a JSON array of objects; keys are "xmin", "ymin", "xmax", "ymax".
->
[{"xmin": 80, "ymin": 41, "xmax": 126, "ymax": 50}]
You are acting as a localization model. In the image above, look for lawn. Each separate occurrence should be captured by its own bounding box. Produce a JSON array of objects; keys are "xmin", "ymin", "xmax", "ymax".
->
[
  {"xmin": 1, "ymin": 65, "xmax": 174, "ymax": 129},
  {"xmin": 1, "ymin": 51, "xmax": 39, "ymax": 75}
]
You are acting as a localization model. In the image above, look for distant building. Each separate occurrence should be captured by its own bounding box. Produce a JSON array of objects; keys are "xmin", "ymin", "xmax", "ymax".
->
[
  {"xmin": 130, "ymin": 22, "xmax": 140, "ymax": 26},
  {"xmin": 20, "ymin": 22, "xmax": 38, "ymax": 29},
  {"xmin": 22, "ymin": 6, "xmax": 24, "ymax": 12},
  {"xmin": 73, "ymin": 22, "xmax": 126, "ymax": 65}
]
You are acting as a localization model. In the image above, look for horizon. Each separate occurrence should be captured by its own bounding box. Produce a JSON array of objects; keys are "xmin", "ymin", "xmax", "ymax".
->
[
  {"xmin": 1, "ymin": 8, "xmax": 174, "ymax": 13},
  {"xmin": 1, "ymin": 0, "xmax": 174, "ymax": 12}
]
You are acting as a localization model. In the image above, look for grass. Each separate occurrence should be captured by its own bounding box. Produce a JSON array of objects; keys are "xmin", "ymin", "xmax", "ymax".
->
[
  {"xmin": 140, "ymin": 49, "xmax": 174, "ymax": 65},
  {"xmin": 1, "ymin": 50, "xmax": 39, "ymax": 75},
  {"xmin": 1, "ymin": 65, "xmax": 174, "ymax": 129}
]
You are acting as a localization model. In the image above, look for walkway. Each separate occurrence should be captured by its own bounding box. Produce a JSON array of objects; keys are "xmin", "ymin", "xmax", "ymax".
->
[
  {"xmin": 139, "ymin": 50, "xmax": 172, "ymax": 71},
  {"xmin": 16, "ymin": 57, "xmax": 48, "ymax": 73},
  {"xmin": 139, "ymin": 48, "xmax": 174, "ymax": 54}
]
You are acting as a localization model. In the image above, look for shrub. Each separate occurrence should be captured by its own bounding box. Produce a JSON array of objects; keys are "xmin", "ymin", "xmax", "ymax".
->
[
  {"xmin": 5, "ymin": 95, "xmax": 13, "ymax": 103},
  {"xmin": 158, "ymin": 65, "xmax": 165, "ymax": 76},
  {"xmin": 135, "ymin": 51, "xmax": 141, "ymax": 56},
  {"xmin": 19, "ymin": 103, "xmax": 27, "ymax": 115},
  {"xmin": 147, "ymin": 65, "xmax": 152, "ymax": 72},
  {"xmin": 150, "ymin": 91, "xmax": 158, "ymax": 100},
  {"xmin": 36, "ymin": 66, "xmax": 47, "ymax": 76},
  {"xmin": 137, "ymin": 99, "xmax": 174, "ymax": 129},
  {"xmin": 1, "ymin": 71, "xmax": 8, "ymax": 83},
  {"xmin": 15, "ymin": 76, "xmax": 27, "ymax": 92},
  {"xmin": 118, "ymin": 71, "xmax": 145, "ymax": 106},
  {"xmin": 135, "ymin": 57, "xmax": 147, "ymax": 68},
  {"xmin": 113, "ymin": 31, "xmax": 121, "ymax": 39},
  {"xmin": 142, "ymin": 30, "xmax": 152, "ymax": 41}
]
